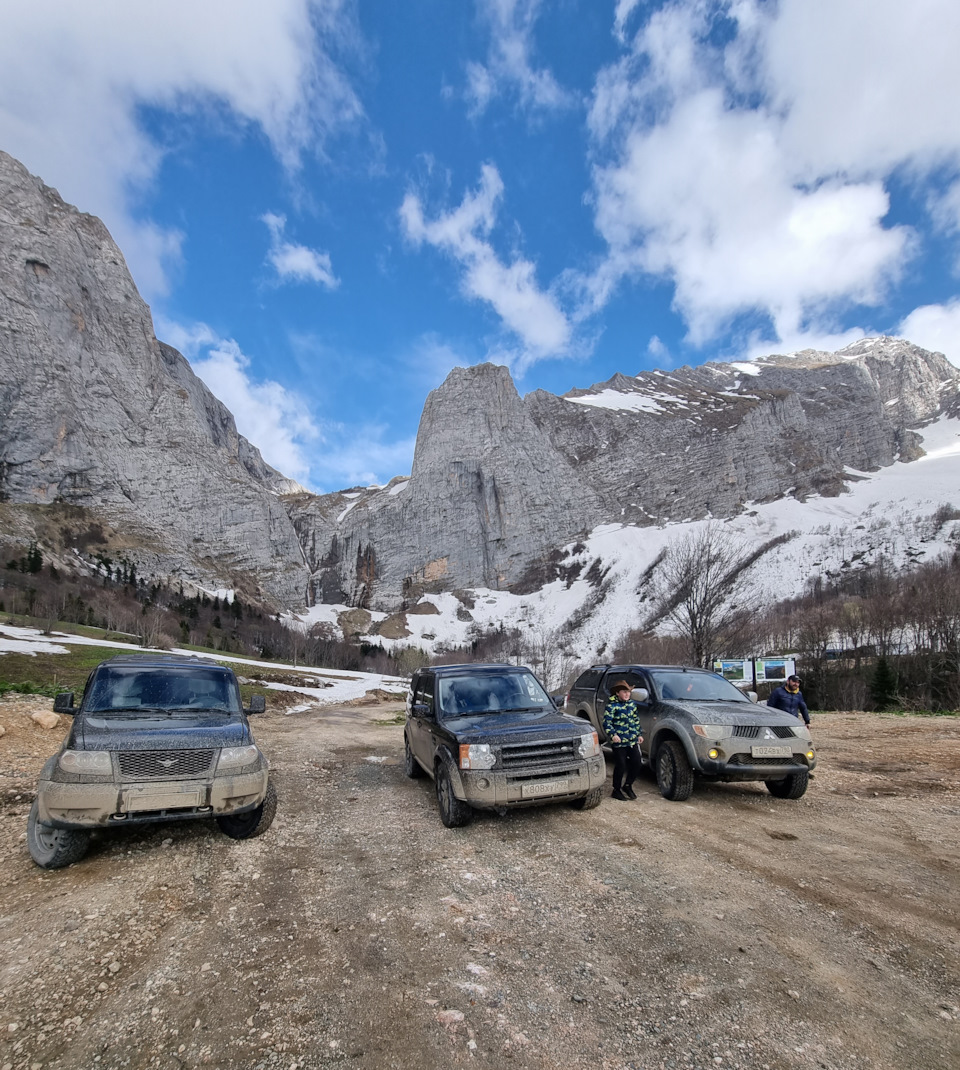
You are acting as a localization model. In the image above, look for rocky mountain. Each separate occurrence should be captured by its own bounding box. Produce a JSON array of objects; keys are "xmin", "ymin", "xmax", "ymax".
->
[
  {"xmin": 2, "ymin": 148, "xmax": 958, "ymax": 632},
  {"xmin": 293, "ymin": 339, "xmax": 959, "ymax": 610},
  {"xmin": 0, "ymin": 150, "xmax": 309, "ymax": 606}
]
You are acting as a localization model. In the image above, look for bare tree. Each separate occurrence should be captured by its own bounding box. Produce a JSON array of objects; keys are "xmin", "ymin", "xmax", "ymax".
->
[{"xmin": 650, "ymin": 523, "xmax": 757, "ymax": 667}]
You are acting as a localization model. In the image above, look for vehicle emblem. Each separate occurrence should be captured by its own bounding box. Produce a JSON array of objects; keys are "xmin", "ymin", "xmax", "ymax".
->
[
  {"xmin": 159, "ymin": 757, "xmax": 176, "ymax": 768},
  {"xmin": 763, "ymin": 728, "xmax": 774, "ymax": 740}
]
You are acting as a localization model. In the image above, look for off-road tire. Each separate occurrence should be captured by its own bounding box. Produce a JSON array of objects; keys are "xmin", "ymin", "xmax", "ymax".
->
[
  {"xmin": 436, "ymin": 763, "xmax": 472, "ymax": 828},
  {"xmin": 217, "ymin": 781, "xmax": 278, "ymax": 839},
  {"xmin": 569, "ymin": 786, "xmax": 603, "ymax": 810},
  {"xmin": 655, "ymin": 740, "xmax": 695, "ymax": 802},
  {"xmin": 27, "ymin": 799, "xmax": 91, "ymax": 869},
  {"xmin": 404, "ymin": 733, "xmax": 423, "ymax": 778},
  {"xmin": 765, "ymin": 769, "xmax": 809, "ymax": 799}
]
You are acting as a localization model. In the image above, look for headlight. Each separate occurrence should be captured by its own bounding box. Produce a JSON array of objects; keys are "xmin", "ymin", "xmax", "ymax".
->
[
  {"xmin": 459, "ymin": 744, "xmax": 495, "ymax": 770},
  {"xmin": 59, "ymin": 750, "xmax": 112, "ymax": 775},
  {"xmin": 578, "ymin": 732, "xmax": 601, "ymax": 758},
  {"xmin": 692, "ymin": 725, "xmax": 733, "ymax": 740},
  {"xmin": 793, "ymin": 725, "xmax": 812, "ymax": 740},
  {"xmin": 217, "ymin": 745, "xmax": 261, "ymax": 771}
]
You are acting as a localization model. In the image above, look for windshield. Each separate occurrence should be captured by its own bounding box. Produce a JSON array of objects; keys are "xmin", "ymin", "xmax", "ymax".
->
[
  {"xmin": 437, "ymin": 672, "xmax": 552, "ymax": 715},
  {"xmin": 84, "ymin": 666, "xmax": 241, "ymax": 714},
  {"xmin": 650, "ymin": 670, "xmax": 750, "ymax": 703}
]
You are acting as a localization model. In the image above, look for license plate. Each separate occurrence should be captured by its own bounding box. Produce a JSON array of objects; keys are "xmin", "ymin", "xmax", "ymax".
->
[
  {"xmin": 125, "ymin": 790, "xmax": 202, "ymax": 812},
  {"xmin": 751, "ymin": 745, "xmax": 792, "ymax": 758},
  {"xmin": 521, "ymin": 778, "xmax": 571, "ymax": 798}
]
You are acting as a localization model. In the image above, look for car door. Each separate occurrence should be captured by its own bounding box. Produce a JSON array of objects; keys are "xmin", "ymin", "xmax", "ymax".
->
[
  {"xmin": 408, "ymin": 675, "xmax": 437, "ymax": 767},
  {"xmin": 601, "ymin": 668, "xmax": 655, "ymax": 756}
]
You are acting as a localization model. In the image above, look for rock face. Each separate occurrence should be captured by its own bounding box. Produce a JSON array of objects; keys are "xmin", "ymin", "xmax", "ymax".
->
[
  {"xmin": 2, "ymin": 149, "xmax": 957, "ymax": 616},
  {"xmin": 0, "ymin": 150, "xmax": 309, "ymax": 606},
  {"xmin": 292, "ymin": 340, "xmax": 958, "ymax": 608}
]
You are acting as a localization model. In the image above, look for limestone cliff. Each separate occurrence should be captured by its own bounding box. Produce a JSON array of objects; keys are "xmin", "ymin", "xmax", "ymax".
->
[{"xmin": 0, "ymin": 150, "xmax": 308, "ymax": 605}]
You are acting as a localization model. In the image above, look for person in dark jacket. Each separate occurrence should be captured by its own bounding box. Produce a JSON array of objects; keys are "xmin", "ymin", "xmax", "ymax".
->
[
  {"xmin": 602, "ymin": 681, "xmax": 644, "ymax": 801},
  {"xmin": 767, "ymin": 675, "xmax": 810, "ymax": 725}
]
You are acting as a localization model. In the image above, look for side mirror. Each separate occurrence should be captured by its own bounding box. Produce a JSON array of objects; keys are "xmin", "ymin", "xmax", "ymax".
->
[
  {"xmin": 53, "ymin": 692, "xmax": 75, "ymax": 714},
  {"xmin": 411, "ymin": 702, "xmax": 431, "ymax": 717},
  {"xmin": 747, "ymin": 691, "xmax": 758, "ymax": 703},
  {"xmin": 246, "ymin": 694, "xmax": 266, "ymax": 714},
  {"xmin": 631, "ymin": 688, "xmax": 649, "ymax": 704},
  {"xmin": 551, "ymin": 693, "xmax": 565, "ymax": 708}
]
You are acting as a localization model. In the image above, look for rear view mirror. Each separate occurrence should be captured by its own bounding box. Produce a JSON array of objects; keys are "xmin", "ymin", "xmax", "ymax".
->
[
  {"xmin": 53, "ymin": 692, "xmax": 75, "ymax": 714},
  {"xmin": 747, "ymin": 691, "xmax": 758, "ymax": 703},
  {"xmin": 246, "ymin": 694, "xmax": 266, "ymax": 714},
  {"xmin": 631, "ymin": 688, "xmax": 649, "ymax": 704}
]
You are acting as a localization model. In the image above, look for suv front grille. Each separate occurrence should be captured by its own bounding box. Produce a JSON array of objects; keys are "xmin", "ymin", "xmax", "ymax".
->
[
  {"xmin": 501, "ymin": 738, "xmax": 578, "ymax": 769},
  {"xmin": 728, "ymin": 754, "xmax": 804, "ymax": 767},
  {"xmin": 117, "ymin": 749, "xmax": 216, "ymax": 779},
  {"xmin": 733, "ymin": 724, "xmax": 796, "ymax": 739}
]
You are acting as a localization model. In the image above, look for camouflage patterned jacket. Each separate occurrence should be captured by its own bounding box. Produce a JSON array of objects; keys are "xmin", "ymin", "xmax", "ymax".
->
[{"xmin": 602, "ymin": 698, "xmax": 643, "ymax": 748}]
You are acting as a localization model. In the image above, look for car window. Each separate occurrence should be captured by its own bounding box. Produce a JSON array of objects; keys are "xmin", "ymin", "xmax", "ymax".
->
[
  {"xmin": 574, "ymin": 669, "xmax": 602, "ymax": 689},
  {"xmin": 437, "ymin": 672, "xmax": 552, "ymax": 715},
  {"xmin": 414, "ymin": 676, "xmax": 435, "ymax": 715},
  {"xmin": 651, "ymin": 670, "xmax": 750, "ymax": 702},
  {"xmin": 601, "ymin": 670, "xmax": 648, "ymax": 702},
  {"xmin": 85, "ymin": 667, "xmax": 241, "ymax": 713}
]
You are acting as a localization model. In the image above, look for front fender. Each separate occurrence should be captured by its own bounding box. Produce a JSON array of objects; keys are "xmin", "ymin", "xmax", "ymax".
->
[
  {"xmin": 577, "ymin": 704, "xmax": 603, "ymax": 739},
  {"xmin": 648, "ymin": 721, "xmax": 700, "ymax": 770},
  {"xmin": 433, "ymin": 746, "xmax": 468, "ymax": 799}
]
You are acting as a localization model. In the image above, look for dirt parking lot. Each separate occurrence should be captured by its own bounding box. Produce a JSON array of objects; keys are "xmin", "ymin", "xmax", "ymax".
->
[{"xmin": 0, "ymin": 696, "xmax": 958, "ymax": 1070}]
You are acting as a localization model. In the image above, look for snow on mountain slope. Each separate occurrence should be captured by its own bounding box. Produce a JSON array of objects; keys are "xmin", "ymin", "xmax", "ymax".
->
[{"xmin": 294, "ymin": 415, "xmax": 960, "ymax": 667}]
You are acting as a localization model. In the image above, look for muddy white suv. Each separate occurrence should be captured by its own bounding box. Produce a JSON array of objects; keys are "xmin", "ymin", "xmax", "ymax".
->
[{"xmin": 28, "ymin": 653, "xmax": 276, "ymax": 868}]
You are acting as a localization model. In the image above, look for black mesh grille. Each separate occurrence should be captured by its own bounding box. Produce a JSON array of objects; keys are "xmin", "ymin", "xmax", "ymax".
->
[
  {"xmin": 728, "ymin": 754, "xmax": 804, "ymax": 767},
  {"xmin": 117, "ymin": 750, "xmax": 215, "ymax": 779},
  {"xmin": 500, "ymin": 738, "xmax": 578, "ymax": 769}
]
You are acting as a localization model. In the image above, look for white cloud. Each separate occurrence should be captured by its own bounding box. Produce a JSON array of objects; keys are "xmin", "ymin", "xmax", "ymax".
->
[
  {"xmin": 898, "ymin": 301, "xmax": 960, "ymax": 367},
  {"xmin": 157, "ymin": 320, "xmax": 321, "ymax": 483},
  {"xmin": 466, "ymin": 0, "xmax": 574, "ymax": 115},
  {"xmin": 311, "ymin": 428, "xmax": 418, "ymax": 490},
  {"xmin": 584, "ymin": 0, "xmax": 960, "ymax": 348},
  {"xmin": 0, "ymin": 0, "xmax": 361, "ymax": 297},
  {"xmin": 400, "ymin": 164, "xmax": 571, "ymax": 360},
  {"xmin": 262, "ymin": 213, "xmax": 339, "ymax": 288}
]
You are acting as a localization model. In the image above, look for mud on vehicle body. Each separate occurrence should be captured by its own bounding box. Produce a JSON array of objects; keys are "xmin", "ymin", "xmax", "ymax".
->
[
  {"xmin": 28, "ymin": 653, "xmax": 275, "ymax": 868},
  {"xmin": 404, "ymin": 663, "xmax": 606, "ymax": 827},
  {"xmin": 566, "ymin": 664, "xmax": 816, "ymax": 802}
]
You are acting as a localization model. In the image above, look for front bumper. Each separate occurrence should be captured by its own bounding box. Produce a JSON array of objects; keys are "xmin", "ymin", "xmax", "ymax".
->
[
  {"xmin": 693, "ymin": 740, "xmax": 816, "ymax": 780},
  {"xmin": 458, "ymin": 756, "xmax": 606, "ymax": 809},
  {"xmin": 36, "ymin": 767, "xmax": 268, "ymax": 829}
]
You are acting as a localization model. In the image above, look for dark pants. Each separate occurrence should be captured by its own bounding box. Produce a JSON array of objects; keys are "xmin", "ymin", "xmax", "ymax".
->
[{"xmin": 611, "ymin": 744, "xmax": 642, "ymax": 791}]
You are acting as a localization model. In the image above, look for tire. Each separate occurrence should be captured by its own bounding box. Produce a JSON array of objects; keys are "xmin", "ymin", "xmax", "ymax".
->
[
  {"xmin": 435, "ymin": 763, "xmax": 472, "ymax": 828},
  {"xmin": 404, "ymin": 733, "xmax": 423, "ymax": 779},
  {"xmin": 569, "ymin": 786, "xmax": 603, "ymax": 810},
  {"xmin": 217, "ymin": 781, "xmax": 278, "ymax": 839},
  {"xmin": 655, "ymin": 740, "xmax": 695, "ymax": 802},
  {"xmin": 765, "ymin": 769, "xmax": 809, "ymax": 799},
  {"xmin": 27, "ymin": 799, "xmax": 91, "ymax": 869}
]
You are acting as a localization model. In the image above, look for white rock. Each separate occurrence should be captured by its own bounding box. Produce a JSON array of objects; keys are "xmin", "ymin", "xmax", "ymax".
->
[{"xmin": 31, "ymin": 711, "xmax": 60, "ymax": 730}]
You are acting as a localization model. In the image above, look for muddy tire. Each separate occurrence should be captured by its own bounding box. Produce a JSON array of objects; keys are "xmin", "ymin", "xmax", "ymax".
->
[
  {"xmin": 655, "ymin": 740, "xmax": 695, "ymax": 802},
  {"xmin": 765, "ymin": 770, "xmax": 809, "ymax": 799},
  {"xmin": 217, "ymin": 781, "xmax": 278, "ymax": 839},
  {"xmin": 569, "ymin": 786, "xmax": 603, "ymax": 810},
  {"xmin": 27, "ymin": 799, "xmax": 91, "ymax": 869},
  {"xmin": 404, "ymin": 733, "xmax": 423, "ymax": 778},
  {"xmin": 436, "ymin": 763, "xmax": 472, "ymax": 828}
]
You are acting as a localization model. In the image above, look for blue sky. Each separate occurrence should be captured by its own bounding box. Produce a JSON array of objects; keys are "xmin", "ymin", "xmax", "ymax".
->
[{"xmin": 2, "ymin": 0, "xmax": 960, "ymax": 491}]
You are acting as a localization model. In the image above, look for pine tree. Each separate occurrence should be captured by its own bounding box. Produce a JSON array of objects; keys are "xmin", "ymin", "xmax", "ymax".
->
[{"xmin": 870, "ymin": 656, "xmax": 898, "ymax": 710}]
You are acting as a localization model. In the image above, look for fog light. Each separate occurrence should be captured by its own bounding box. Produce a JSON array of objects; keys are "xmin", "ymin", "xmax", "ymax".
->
[
  {"xmin": 806, "ymin": 749, "xmax": 815, "ymax": 760},
  {"xmin": 708, "ymin": 748, "xmax": 719, "ymax": 759},
  {"xmin": 476, "ymin": 778, "xmax": 490, "ymax": 791}
]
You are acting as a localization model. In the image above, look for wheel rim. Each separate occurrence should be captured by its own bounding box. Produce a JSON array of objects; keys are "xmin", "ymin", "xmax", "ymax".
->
[
  {"xmin": 438, "ymin": 773, "xmax": 451, "ymax": 816},
  {"xmin": 35, "ymin": 822, "xmax": 63, "ymax": 853},
  {"xmin": 657, "ymin": 749, "xmax": 673, "ymax": 790}
]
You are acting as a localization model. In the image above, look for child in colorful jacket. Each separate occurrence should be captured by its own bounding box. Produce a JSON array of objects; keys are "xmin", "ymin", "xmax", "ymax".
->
[{"xmin": 603, "ymin": 681, "xmax": 644, "ymax": 801}]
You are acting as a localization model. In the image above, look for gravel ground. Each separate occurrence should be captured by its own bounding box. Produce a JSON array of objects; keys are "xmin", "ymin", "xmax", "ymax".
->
[{"xmin": 0, "ymin": 694, "xmax": 958, "ymax": 1070}]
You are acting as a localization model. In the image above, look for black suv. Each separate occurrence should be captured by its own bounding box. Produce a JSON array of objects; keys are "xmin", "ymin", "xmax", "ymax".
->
[
  {"xmin": 28, "ymin": 654, "xmax": 276, "ymax": 868},
  {"xmin": 404, "ymin": 663, "xmax": 607, "ymax": 827}
]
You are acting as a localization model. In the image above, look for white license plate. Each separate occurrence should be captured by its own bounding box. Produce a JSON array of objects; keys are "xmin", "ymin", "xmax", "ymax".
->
[
  {"xmin": 521, "ymin": 778, "xmax": 571, "ymax": 798},
  {"xmin": 125, "ymin": 790, "xmax": 202, "ymax": 812},
  {"xmin": 751, "ymin": 745, "xmax": 792, "ymax": 758}
]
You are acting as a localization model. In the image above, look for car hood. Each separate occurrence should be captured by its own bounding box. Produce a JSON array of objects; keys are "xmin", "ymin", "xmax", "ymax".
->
[
  {"xmin": 71, "ymin": 713, "xmax": 250, "ymax": 751},
  {"xmin": 658, "ymin": 700, "xmax": 800, "ymax": 726},
  {"xmin": 442, "ymin": 709, "xmax": 586, "ymax": 741}
]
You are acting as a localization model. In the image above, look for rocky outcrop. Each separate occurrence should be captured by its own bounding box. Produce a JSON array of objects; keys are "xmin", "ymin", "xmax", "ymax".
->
[
  {"xmin": 0, "ymin": 150, "xmax": 309, "ymax": 605},
  {"xmin": 290, "ymin": 340, "xmax": 958, "ymax": 608}
]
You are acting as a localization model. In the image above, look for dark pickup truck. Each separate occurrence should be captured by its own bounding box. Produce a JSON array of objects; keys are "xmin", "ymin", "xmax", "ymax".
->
[
  {"xmin": 28, "ymin": 653, "xmax": 276, "ymax": 868},
  {"xmin": 404, "ymin": 663, "xmax": 607, "ymax": 827},
  {"xmin": 566, "ymin": 663, "xmax": 816, "ymax": 801}
]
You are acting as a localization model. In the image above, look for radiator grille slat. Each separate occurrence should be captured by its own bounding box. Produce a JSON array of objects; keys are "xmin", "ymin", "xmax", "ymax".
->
[
  {"xmin": 117, "ymin": 749, "xmax": 215, "ymax": 779},
  {"xmin": 501, "ymin": 739, "xmax": 577, "ymax": 769}
]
